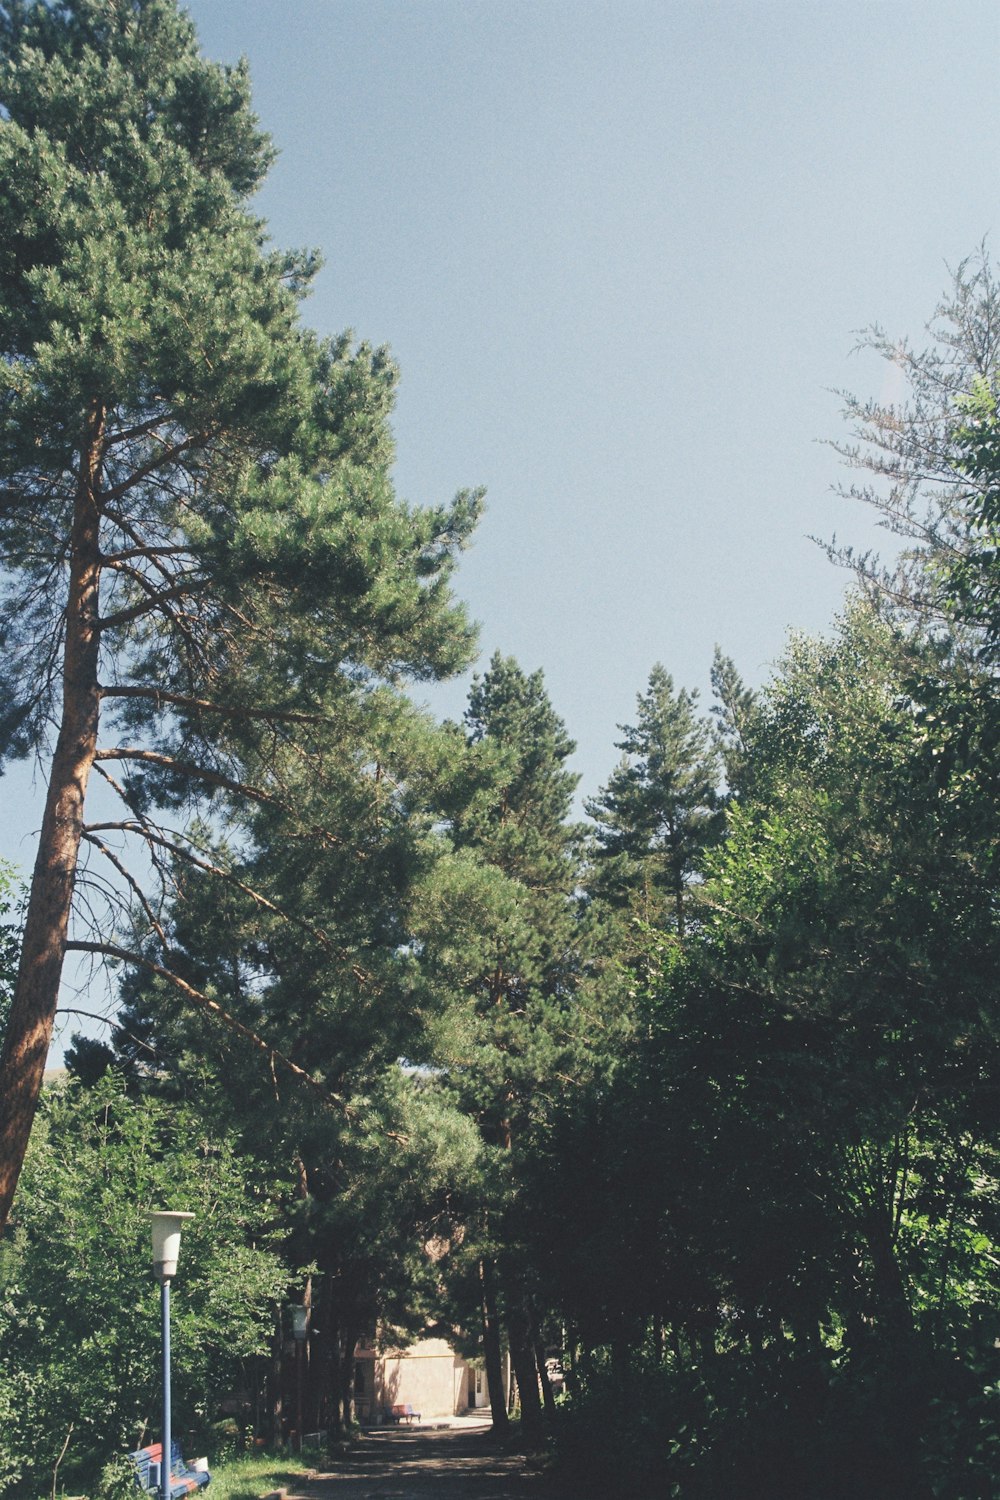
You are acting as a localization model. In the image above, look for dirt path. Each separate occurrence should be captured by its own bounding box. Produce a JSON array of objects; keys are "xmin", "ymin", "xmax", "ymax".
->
[{"xmin": 285, "ymin": 1424, "xmax": 554, "ymax": 1500}]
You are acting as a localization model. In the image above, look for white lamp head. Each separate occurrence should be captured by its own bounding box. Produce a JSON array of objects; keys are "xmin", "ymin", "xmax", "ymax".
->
[{"xmin": 150, "ymin": 1210, "xmax": 195, "ymax": 1282}]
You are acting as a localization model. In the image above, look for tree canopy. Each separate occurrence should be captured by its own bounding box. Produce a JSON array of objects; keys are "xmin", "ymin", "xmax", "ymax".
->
[
  {"xmin": 6, "ymin": 10, "xmax": 1000, "ymax": 1498},
  {"xmin": 0, "ymin": 0, "xmax": 481, "ymax": 1233}
]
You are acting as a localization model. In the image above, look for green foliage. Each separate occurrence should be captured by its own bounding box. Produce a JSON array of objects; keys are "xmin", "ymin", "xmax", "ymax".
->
[
  {"xmin": 95, "ymin": 1453, "xmax": 144, "ymax": 1500},
  {"xmin": 431, "ymin": 650, "xmax": 587, "ymax": 1121},
  {"xmin": 830, "ymin": 250, "xmax": 1000, "ymax": 690},
  {"xmin": 547, "ymin": 596, "xmax": 1000, "ymax": 1493},
  {"xmin": 586, "ymin": 663, "xmax": 723, "ymax": 943},
  {"xmin": 190, "ymin": 1452, "xmax": 311, "ymax": 1500},
  {"xmin": 0, "ymin": 1074, "xmax": 287, "ymax": 1498},
  {"xmin": 0, "ymin": 0, "xmax": 482, "ymax": 749},
  {"xmin": 8, "ymin": 22, "xmax": 1000, "ymax": 1493},
  {"xmin": 0, "ymin": 862, "xmax": 21, "ymax": 1047},
  {"xmin": 557, "ymin": 1342, "xmax": 950, "ymax": 1500},
  {"xmin": 709, "ymin": 647, "xmax": 757, "ymax": 795},
  {"xmin": 0, "ymin": 0, "xmax": 483, "ymax": 1239}
]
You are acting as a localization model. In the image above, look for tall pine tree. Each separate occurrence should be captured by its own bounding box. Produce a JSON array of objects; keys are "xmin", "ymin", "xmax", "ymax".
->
[
  {"xmin": 0, "ymin": 0, "xmax": 480, "ymax": 1232},
  {"xmin": 586, "ymin": 663, "xmax": 723, "ymax": 941},
  {"xmin": 414, "ymin": 653, "xmax": 584, "ymax": 1436}
]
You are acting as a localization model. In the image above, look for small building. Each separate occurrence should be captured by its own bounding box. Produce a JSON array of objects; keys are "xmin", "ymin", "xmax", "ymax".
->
[{"xmin": 353, "ymin": 1334, "xmax": 506, "ymax": 1421}]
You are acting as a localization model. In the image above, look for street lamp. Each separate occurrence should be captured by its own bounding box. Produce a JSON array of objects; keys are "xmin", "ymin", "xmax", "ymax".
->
[
  {"xmin": 289, "ymin": 1303, "xmax": 308, "ymax": 1451},
  {"xmin": 151, "ymin": 1211, "xmax": 195, "ymax": 1500}
]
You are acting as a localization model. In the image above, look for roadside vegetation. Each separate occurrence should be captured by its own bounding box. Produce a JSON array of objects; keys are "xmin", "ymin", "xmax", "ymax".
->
[{"xmin": 183, "ymin": 1453, "xmax": 314, "ymax": 1500}]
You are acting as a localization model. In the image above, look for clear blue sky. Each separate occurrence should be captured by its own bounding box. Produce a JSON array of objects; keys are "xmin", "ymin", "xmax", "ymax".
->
[
  {"xmin": 188, "ymin": 0, "xmax": 998, "ymax": 787},
  {"xmin": 4, "ymin": 0, "xmax": 999, "ymax": 1044}
]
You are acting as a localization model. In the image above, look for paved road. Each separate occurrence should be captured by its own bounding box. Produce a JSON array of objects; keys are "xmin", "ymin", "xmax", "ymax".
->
[{"xmin": 287, "ymin": 1425, "xmax": 554, "ymax": 1500}]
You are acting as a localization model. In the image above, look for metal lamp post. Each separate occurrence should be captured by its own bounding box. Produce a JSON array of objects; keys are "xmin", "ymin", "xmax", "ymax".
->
[
  {"xmin": 151, "ymin": 1211, "xmax": 195, "ymax": 1500},
  {"xmin": 289, "ymin": 1303, "xmax": 308, "ymax": 1451}
]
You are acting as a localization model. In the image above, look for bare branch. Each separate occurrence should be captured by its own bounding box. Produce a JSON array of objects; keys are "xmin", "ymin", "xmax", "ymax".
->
[
  {"xmin": 92, "ymin": 749, "xmax": 350, "ymax": 853},
  {"xmin": 56, "ymin": 1008, "xmax": 159, "ymax": 1058},
  {"xmin": 82, "ymin": 818, "xmax": 347, "ymax": 960},
  {"xmin": 101, "ymin": 544, "xmax": 192, "ymax": 564},
  {"xmin": 101, "ymin": 507, "xmax": 186, "ymax": 588},
  {"xmin": 99, "ymin": 684, "xmax": 332, "ymax": 728},
  {"xmin": 93, "ymin": 747, "xmax": 281, "ymax": 808},
  {"xmin": 102, "ymin": 431, "xmax": 208, "ymax": 505},
  {"xmin": 64, "ymin": 940, "xmax": 348, "ymax": 1111},
  {"xmin": 103, "ymin": 413, "xmax": 173, "ymax": 448},
  {"xmin": 80, "ymin": 831, "xmax": 168, "ymax": 946},
  {"xmin": 100, "ymin": 577, "xmax": 207, "ymax": 632}
]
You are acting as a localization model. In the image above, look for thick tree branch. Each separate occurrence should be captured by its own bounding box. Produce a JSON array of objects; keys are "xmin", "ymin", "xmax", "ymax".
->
[
  {"xmin": 100, "ymin": 577, "xmax": 207, "ymax": 631},
  {"xmin": 99, "ymin": 684, "xmax": 332, "ymax": 727},
  {"xmin": 93, "ymin": 747, "xmax": 282, "ymax": 808},
  {"xmin": 102, "ymin": 544, "xmax": 192, "ymax": 564},
  {"xmin": 103, "ymin": 413, "xmax": 173, "ymax": 448},
  {"xmin": 102, "ymin": 431, "xmax": 208, "ymax": 504}
]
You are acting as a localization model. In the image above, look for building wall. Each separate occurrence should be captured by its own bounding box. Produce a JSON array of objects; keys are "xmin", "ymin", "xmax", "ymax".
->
[{"xmin": 355, "ymin": 1336, "xmax": 474, "ymax": 1419}]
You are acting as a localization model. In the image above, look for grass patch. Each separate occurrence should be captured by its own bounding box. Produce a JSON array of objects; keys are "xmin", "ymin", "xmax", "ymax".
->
[{"xmin": 201, "ymin": 1451, "xmax": 314, "ymax": 1500}]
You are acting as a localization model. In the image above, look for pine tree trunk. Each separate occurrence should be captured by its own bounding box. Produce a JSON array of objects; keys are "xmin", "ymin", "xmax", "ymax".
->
[
  {"xmin": 566, "ymin": 1327, "xmax": 579, "ymax": 1393},
  {"xmin": 862, "ymin": 1203, "xmax": 914, "ymax": 1342},
  {"xmin": 860, "ymin": 1206, "xmax": 933, "ymax": 1499},
  {"xmin": 338, "ymin": 1326, "xmax": 358, "ymax": 1435},
  {"xmin": 480, "ymin": 1258, "xmax": 509, "ymax": 1439},
  {"xmin": 534, "ymin": 1335, "xmax": 557, "ymax": 1422},
  {"xmin": 0, "ymin": 409, "xmax": 104, "ymax": 1234},
  {"xmin": 269, "ymin": 1303, "xmax": 285, "ymax": 1445},
  {"xmin": 611, "ymin": 1333, "xmax": 632, "ymax": 1399},
  {"xmin": 507, "ymin": 1303, "xmax": 544, "ymax": 1443},
  {"xmin": 315, "ymin": 1286, "xmax": 337, "ymax": 1436},
  {"xmin": 652, "ymin": 1315, "xmax": 664, "ymax": 1364}
]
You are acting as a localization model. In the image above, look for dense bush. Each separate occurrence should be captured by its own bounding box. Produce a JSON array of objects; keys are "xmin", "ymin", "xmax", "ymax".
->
[
  {"xmin": 0, "ymin": 1076, "xmax": 287, "ymax": 1498},
  {"xmin": 554, "ymin": 1331, "xmax": 1000, "ymax": 1500}
]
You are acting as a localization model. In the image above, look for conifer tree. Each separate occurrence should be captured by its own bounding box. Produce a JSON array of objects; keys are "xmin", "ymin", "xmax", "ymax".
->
[
  {"xmin": 413, "ymin": 653, "xmax": 584, "ymax": 1435},
  {"xmin": 64, "ymin": 687, "xmax": 490, "ymax": 1437},
  {"xmin": 830, "ymin": 249, "xmax": 1000, "ymax": 636},
  {"xmin": 709, "ymin": 646, "xmax": 757, "ymax": 797},
  {"xmin": 0, "ymin": 0, "xmax": 480, "ymax": 1232},
  {"xmin": 444, "ymin": 653, "xmax": 582, "ymax": 1136},
  {"xmin": 586, "ymin": 664, "xmax": 723, "ymax": 940}
]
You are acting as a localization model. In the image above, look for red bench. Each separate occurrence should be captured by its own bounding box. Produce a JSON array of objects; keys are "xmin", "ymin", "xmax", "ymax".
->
[
  {"xmin": 128, "ymin": 1442, "xmax": 210, "ymax": 1497},
  {"xmin": 391, "ymin": 1404, "xmax": 421, "ymax": 1424}
]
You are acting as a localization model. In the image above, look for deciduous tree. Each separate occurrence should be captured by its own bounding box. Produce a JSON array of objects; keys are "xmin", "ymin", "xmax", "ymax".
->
[{"xmin": 0, "ymin": 1073, "xmax": 287, "ymax": 1495}]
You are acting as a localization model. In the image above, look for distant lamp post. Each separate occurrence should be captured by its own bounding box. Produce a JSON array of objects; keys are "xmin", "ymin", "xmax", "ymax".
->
[
  {"xmin": 151, "ymin": 1211, "xmax": 195, "ymax": 1500},
  {"xmin": 289, "ymin": 1303, "xmax": 308, "ymax": 1450}
]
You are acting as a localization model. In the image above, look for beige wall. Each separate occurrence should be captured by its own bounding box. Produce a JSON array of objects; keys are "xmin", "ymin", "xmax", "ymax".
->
[{"xmin": 360, "ymin": 1336, "xmax": 472, "ymax": 1419}]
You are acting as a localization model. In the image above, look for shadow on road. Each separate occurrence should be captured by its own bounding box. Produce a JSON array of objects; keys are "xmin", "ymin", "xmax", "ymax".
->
[{"xmin": 288, "ymin": 1425, "xmax": 553, "ymax": 1500}]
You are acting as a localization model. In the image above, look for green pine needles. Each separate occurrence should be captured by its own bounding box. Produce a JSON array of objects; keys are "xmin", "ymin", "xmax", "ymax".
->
[{"xmin": 0, "ymin": 0, "xmax": 482, "ymax": 1233}]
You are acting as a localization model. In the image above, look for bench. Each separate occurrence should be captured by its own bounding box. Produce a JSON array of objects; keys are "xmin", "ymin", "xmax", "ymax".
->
[
  {"xmin": 390, "ymin": 1404, "xmax": 421, "ymax": 1424},
  {"xmin": 128, "ymin": 1442, "xmax": 210, "ymax": 1497}
]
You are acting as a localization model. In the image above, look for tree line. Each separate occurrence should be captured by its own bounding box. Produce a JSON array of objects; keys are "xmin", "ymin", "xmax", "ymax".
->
[{"xmin": 2, "ymin": 5, "xmax": 1000, "ymax": 1498}]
